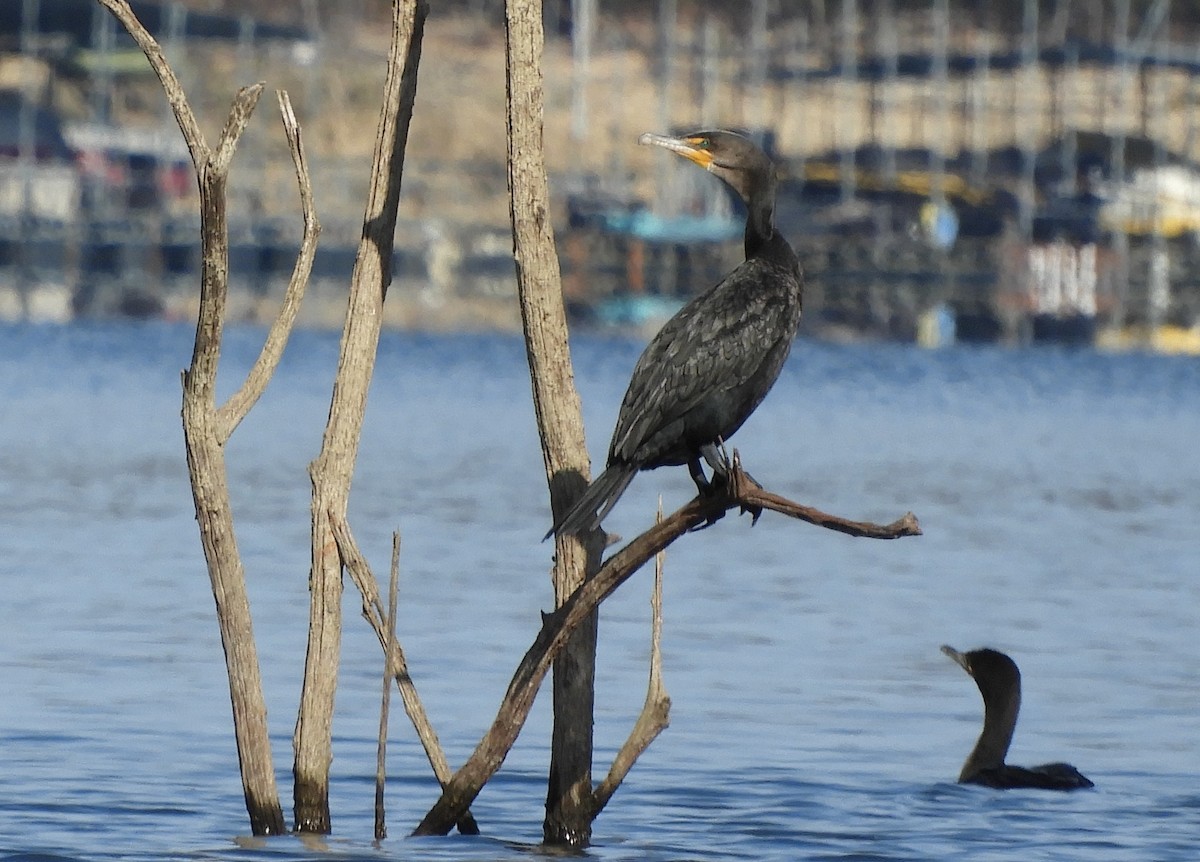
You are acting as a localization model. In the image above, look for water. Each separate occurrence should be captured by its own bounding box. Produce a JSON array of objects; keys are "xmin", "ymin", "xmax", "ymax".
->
[{"xmin": 1, "ymin": 320, "xmax": 1198, "ymax": 860}]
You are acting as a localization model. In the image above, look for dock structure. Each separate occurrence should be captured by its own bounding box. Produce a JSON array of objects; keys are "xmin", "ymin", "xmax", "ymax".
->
[
  {"xmin": 1, "ymin": 0, "xmax": 1200, "ymax": 347},
  {"xmin": 554, "ymin": 0, "xmax": 1200, "ymax": 346}
]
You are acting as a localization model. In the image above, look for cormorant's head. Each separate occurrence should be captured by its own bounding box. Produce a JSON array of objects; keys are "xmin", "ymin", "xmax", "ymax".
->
[
  {"xmin": 941, "ymin": 645, "xmax": 1021, "ymax": 704},
  {"xmin": 639, "ymin": 129, "xmax": 774, "ymax": 209}
]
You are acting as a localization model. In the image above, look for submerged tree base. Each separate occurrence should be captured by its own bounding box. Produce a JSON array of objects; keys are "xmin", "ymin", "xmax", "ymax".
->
[
  {"xmin": 414, "ymin": 453, "xmax": 920, "ymax": 837},
  {"xmin": 293, "ymin": 774, "xmax": 331, "ymax": 834},
  {"xmin": 245, "ymin": 792, "xmax": 288, "ymax": 837}
]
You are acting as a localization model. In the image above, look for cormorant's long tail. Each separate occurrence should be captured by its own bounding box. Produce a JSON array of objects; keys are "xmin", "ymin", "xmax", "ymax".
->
[{"xmin": 544, "ymin": 464, "xmax": 637, "ymax": 540}]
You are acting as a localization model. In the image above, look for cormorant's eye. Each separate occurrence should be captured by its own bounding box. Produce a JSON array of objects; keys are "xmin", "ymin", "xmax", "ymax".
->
[{"xmin": 696, "ymin": 137, "xmax": 711, "ymax": 150}]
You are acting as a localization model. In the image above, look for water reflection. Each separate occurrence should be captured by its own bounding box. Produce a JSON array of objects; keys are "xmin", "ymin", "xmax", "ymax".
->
[{"xmin": 0, "ymin": 321, "xmax": 1198, "ymax": 860}]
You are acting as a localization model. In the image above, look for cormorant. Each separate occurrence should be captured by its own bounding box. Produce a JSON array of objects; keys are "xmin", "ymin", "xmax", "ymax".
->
[
  {"xmin": 941, "ymin": 645, "xmax": 1094, "ymax": 790},
  {"xmin": 547, "ymin": 130, "xmax": 803, "ymax": 538}
]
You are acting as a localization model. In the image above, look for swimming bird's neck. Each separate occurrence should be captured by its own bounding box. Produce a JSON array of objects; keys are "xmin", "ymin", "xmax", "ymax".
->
[{"xmin": 962, "ymin": 688, "xmax": 1020, "ymax": 779}]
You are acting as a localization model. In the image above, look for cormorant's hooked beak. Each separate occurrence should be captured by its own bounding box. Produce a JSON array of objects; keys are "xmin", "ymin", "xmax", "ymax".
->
[
  {"xmin": 639, "ymin": 132, "xmax": 714, "ymax": 171},
  {"xmin": 941, "ymin": 644, "xmax": 972, "ymax": 675}
]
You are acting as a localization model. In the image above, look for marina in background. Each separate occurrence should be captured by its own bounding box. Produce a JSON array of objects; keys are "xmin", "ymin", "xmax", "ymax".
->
[{"xmin": 2, "ymin": 0, "xmax": 1200, "ymax": 352}]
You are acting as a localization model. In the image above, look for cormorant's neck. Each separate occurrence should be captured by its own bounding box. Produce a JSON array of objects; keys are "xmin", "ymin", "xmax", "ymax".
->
[
  {"xmin": 743, "ymin": 186, "xmax": 777, "ymax": 259},
  {"xmin": 961, "ymin": 686, "xmax": 1020, "ymax": 781}
]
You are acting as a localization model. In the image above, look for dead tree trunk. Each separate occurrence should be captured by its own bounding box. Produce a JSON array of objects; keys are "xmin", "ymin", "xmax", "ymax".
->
[
  {"xmin": 293, "ymin": 0, "xmax": 428, "ymax": 834},
  {"xmin": 503, "ymin": 0, "xmax": 605, "ymax": 847},
  {"xmin": 100, "ymin": 1, "xmax": 318, "ymax": 839},
  {"xmin": 180, "ymin": 92, "xmax": 284, "ymax": 834}
]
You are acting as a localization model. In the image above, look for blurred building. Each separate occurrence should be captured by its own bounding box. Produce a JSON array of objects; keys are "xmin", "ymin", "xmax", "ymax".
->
[{"xmin": 1, "ymin": 0, "xmax": 1198, "ymax": 347}]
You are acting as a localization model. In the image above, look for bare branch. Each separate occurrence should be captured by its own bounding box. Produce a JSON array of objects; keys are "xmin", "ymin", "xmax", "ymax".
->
[
  {"xmin": 215, "ymin": 91, "xmax": 319, "ymax": 440},
  {"xmin": 211, "ymin": 84, "xmax": 265, "ymax": 178},
  {"xmin": 185, "ymin": 84, "xmax": 265, "ymax": 403},
  {"xmin": 296, "ymin": 0, "xmax": 428, "ymax": 833},
  {"xmin": 327, "ymin": 512, "xmax": 480, "ymax": 836},
  {"xmin": 592, "ymin": 506, "xmax": 671, "ymax": 814},
  {"xmin": 504, "ymin": 0, "xmax": 603, "ymax": 843},
  {"xmin": 413, "ymin": 463, "xmax": 919, "ymax": 835},
  {"xmin": 102, "ymin": 0, "xmax": 287, "ymax": 835},
  {"xmin": 95, "ymin": 0, "xmax": 207, "ymax": 166},
  {"xmin": 374, "ymin": 533, "xmax": 401, "ymax": 841},
  {"xmin": 730, "ymin": 454, "xmax": 921, "ymax": 539}
]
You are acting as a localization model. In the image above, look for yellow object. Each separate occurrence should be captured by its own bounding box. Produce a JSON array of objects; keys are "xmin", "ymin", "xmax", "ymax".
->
[{"xmin": 1095, "ymin": 325, "xmax": 1200, "ymax": 355}]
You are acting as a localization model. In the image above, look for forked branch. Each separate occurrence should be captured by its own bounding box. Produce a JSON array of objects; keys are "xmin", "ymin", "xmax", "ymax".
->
[
  {"xmin": 217, "ymin": 91, "xmax": 320, "ymax": 441},
  {"xmin": 413, "ymin": 459, "xmax": 919, "ymax": 835},
  {"xmin": 296, "ymin": 0, "xmax": 428, "ymax": 833},
  {"xmin": 99, "ymin": 0, "xmax": 319, "ymax": 838}
]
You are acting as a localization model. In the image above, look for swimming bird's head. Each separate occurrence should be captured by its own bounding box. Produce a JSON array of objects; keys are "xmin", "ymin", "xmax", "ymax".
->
[{"xmin": 942, "ymin": 644, "xmax": 1022, "ymax": 715}]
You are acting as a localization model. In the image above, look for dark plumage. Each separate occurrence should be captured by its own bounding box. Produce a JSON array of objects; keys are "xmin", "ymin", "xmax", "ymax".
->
[
  {"xmin": 547, "ymin": 130, "xmax": 803, "ymax": 539},
  {"xmin": 941, "ymin": 645, "xmax": 1094, "ymax": 791}
]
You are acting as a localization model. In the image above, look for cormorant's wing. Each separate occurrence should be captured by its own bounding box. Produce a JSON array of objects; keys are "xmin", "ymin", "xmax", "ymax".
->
[
  {"xmin": 608, "ymin": 257, "xmax": 799, "ymax": 464},
  {"xmin": 1023, "ymin": 762, "xmax": 1095, "ymax": 789}
]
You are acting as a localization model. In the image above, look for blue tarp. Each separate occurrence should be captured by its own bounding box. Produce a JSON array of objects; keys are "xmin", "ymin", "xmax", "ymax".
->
[{"xmin": 601, "ymin": 210, "xmax": 742, "ymax": 244}]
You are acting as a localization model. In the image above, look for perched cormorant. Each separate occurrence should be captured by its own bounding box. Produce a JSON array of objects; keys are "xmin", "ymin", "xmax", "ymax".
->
[
  {"xmin": 547, "ymin": 130, "xmax": 803, "ymax": 538},
  {"xmin": 941, "ymin": 645, "xmax": 1094, "ymax": 790}
]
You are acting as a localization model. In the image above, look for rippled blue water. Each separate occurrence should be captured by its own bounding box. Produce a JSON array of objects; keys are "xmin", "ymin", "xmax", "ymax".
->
[{"xmin": 1, "ymin": 320, "xmax": 1198, "ymax": 860}]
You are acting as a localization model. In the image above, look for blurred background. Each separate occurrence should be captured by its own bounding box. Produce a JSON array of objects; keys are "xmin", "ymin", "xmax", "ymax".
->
[
  {"xmin": 3, "ymin": 7, "xmax": 1199, "ymax": 856},
  {"xmin": 3, "ymin": 0, "xmax": 1200, "ymax": 351}
]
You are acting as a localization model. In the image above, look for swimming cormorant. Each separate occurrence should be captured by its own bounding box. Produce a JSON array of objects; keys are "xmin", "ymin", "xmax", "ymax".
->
[
  {"xmin": 547, "ymin": 130, "xmax": 803, "ymax": 538},
  {"xmin": 941, "ymin": 645, "xmax": 1094, "ymax": 790}
]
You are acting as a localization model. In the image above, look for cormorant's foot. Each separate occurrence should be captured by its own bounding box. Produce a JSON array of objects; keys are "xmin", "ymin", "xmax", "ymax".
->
[
  {"xmin": 687, "ymin": 457, "xmax": 713, "ymax": 496},
  {"xmin": 699, "ymin": 474, "xmax": 727, "ymax": 497},
  {"xmin": 708, "ymin": 470, "xmax": 734, "ymax": 498},
  {"xmin": 739, "ymin": 502, "xmax": 763, "ymax": 525},
  {"xmin": 687, "ymin": 509, "xmax": 727, "ymax": 532},
  {"xmin": 700, "ymin": 441, "xmax": 733, "ymax": 479}
]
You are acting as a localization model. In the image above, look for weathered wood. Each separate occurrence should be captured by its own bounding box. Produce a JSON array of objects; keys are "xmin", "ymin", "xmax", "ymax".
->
[
  {"xmin": 182, "ymin": 393, "xmax": 285, "ymax": 836},
  {"xmin": 591, "ymin": 512, "xmax": 671, "ymax": 816},
  {"xmin": 216, "ymin": 91, "xmax": 320, "ymax": 441},
  {"xmin": 329, "ymin": 513, "xmax": 480, "ymax": 835},
  {"xmin": 502, "ymin": 0, "xmax": 604, "ymax": 847},
  {"xmin": 294, "ymin": 0, "xmax": 428, "ymax": 834},
  {"xmin": 99, "ymin": 1, "xmax": 318, "ymax": 838},
  {"xmin": 181, "ymin": 83, "xmax": 287, "ymax": 838},
  {"xmin": 374, "ymin": 533, "xmax": 400, "ymax": 842},
  {"xmin": 412, "ymin": 460, "xmax": 920, "ymax": 835}
]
